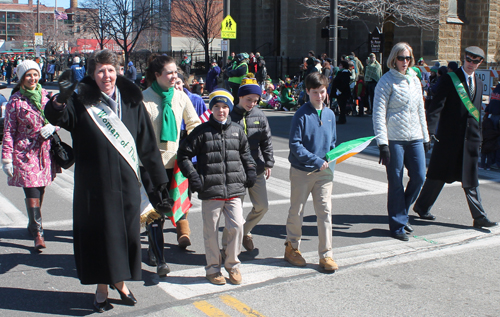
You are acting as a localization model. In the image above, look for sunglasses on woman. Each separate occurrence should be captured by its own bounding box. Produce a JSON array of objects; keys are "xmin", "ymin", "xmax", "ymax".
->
[
  {"xmin": 465, "ymin": 56, "xmax": 482, "ymax": 64},
  {"xmin": 397, "ymin": 56, "xmax": 412, "ymax": 62}
]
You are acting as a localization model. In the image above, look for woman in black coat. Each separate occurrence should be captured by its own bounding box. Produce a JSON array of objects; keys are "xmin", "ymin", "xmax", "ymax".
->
[{"xmin": 45, "ymin": 50, "xmax": 171, "ymax": 312}]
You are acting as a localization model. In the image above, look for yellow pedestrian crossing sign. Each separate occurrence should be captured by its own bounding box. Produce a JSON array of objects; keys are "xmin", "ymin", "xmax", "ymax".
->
[{"xmin": 221, "ymin": 15, "xmax": 237, "ymax": 39}]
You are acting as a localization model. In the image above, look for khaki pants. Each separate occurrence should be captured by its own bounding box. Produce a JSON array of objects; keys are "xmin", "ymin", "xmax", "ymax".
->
[
  {"xmin": 286, "ymin": 166, "xmax": 334, "ymax": 259},
  {"xmin": 221, "ymin": 172, "xmax": 269, "ymax": 246},
  {"xmin": 202, "ymin": 198, "xmax": 244, "ymax": 275}
]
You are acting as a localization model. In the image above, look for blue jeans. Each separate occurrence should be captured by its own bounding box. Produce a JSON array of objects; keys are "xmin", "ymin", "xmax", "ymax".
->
[{"xmin": 386, "ymin": 140, "xmax": 426, "ymax": 234}]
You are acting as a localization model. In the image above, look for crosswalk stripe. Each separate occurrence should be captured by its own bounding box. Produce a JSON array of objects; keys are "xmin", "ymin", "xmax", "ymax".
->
[
  {"xmin": 219, "ymin": 295, "xmax": 266, "ymax": 317},
  {"xmin": 0, "ymin": 191, "xmax": 27, "ymax": 228},
  {"xmin": 193, "ymin": 300, "xmax": 231, "ymax": 317},
  {"xmin": 156, "ymin": 227, "xmax": 500, "ymax": 300}
]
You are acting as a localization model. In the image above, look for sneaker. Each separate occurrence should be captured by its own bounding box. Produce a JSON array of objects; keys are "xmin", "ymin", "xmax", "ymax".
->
[
  {"xmin": 225, "ymin": 268, "xmax": 242, "ymax": 285},
  {"xmin": 284, "ymin": 241, "xmax": 306, "ymax": 267},
  {"xmin": 206, "ymin": 272, "xmax": 226, "ymax": 285},
  {"xmin": 319, "ymin": 257, "xmax": 339, "ymax": 271},
  {"xmin": 242, "ymin": 235, "xmax": 254, "ymax": 251}
]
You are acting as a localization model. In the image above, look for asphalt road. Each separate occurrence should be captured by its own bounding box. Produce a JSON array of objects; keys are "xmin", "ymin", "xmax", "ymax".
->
[{"xmin": 1, "ymin": 86, "xmax": 499, "ymax": 316}]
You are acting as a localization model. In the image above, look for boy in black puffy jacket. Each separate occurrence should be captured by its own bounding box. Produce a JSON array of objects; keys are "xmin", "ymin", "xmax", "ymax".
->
[{"xmin": 178, "ymin": 88, "xmax": 257, "ymax": 286}]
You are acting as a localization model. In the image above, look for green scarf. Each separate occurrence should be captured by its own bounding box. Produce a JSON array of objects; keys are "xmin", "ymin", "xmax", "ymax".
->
[
  {"xmin": 151, "ymin": 80, "xmax": 177, "ymax": 142},
  {"xmin": 20, "ymin": 83, "xmax": 47, "ymax": 124}
]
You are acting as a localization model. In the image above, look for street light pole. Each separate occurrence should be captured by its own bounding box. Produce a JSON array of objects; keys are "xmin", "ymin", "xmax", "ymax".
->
[
  {"xmin": 329, "ymin": 0, "xmax": 338, "ymax": 66},
  {"xmin": 222, "ymin": 0, "xmax": 229, "ymax": 66}
]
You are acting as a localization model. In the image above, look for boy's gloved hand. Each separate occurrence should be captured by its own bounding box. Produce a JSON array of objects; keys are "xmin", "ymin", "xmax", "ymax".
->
[
  {"xmin": 245, "ymin": 170, "xmax": 257, "ymax": 188},
  {"xmin": 378, "ymin": 145, "xmax": 390, "ymax": 166},
  {"xmin": 155, "ymin": 183, "xmax": 174, "ymax": 215},
  {"xmin": 188, "ymin": 172, "xmax": 203, "ymax": 193}
]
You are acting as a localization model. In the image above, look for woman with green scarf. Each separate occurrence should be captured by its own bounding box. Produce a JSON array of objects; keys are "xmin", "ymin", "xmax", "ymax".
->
[
  {"xmin": 141, "ymin": 54, "xmax": 201, "ymax": 277},
  {"xmin": 1, "ymin": 60, "xmax": 59, "ymax": 252}
]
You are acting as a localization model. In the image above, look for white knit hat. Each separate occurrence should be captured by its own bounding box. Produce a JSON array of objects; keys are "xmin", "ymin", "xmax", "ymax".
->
[{"xmin": 16, "ymin": 60, "xmax": 41, "ymax": 80}]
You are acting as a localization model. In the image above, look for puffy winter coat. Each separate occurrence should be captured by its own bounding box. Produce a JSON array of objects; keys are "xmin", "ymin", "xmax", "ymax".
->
[
  {"xmin": 177, "ymin": 115, "xmax": 256, "ymax": 200},
  {"xmin": 1, "ymin": 89, "xmax": 59, "ymax": 187},
  {"xmin": 230, "ymin": 104, "xmax": 274, "ymax": 175},
  {"xmin": 372, "ymin": 68, "xmax": 430, "ymax": 146}
]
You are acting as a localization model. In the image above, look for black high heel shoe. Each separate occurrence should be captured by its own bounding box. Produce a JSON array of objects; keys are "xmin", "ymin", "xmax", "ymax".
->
[
  {"xmin": 109, "ymin": 284, "xmax": 137, "ymax": 305},
  {"xmin": 93, "ymin": 291, "xmax": 111, "ymax": 313}
]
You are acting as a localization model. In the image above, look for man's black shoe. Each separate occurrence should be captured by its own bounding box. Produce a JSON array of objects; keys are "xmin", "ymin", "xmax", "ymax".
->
[
  {"xmin": 418, "ymin": 212, "xmax": 436, "ymax": 220},
  {"xmin": 473, "ymin": 217, "xmax": 498, "ymax": 229},
  {"xmin": 404, "ymin": 223, "xmax": 414, "ymax": 233},
  {"xmin": 392, "ymin": 232, "xmax": 409, "ymax": 241}
]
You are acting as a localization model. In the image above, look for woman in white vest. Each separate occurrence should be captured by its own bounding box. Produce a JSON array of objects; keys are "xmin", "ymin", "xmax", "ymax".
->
[
  {"xmin": 44, "ymin": 49, "xmax": 172, "ymax": 312},
  {"xmin": 372, "ymin": 42, "xmax": 430, "ymax": 242}
]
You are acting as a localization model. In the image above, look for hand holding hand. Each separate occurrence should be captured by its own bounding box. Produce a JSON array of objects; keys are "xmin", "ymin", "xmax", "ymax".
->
[
  {"xmin": 56, "ymin": 69, "xmax": 77, "ymax": 104},
  {"xmin": 378, "ymin": 145, "xmax": 390, "ymax": 166},
  {"xmin": 40, "ymin": 123, "xmax": 56, "ymax": 139},
  {"xmin": 2, "ymin": 163, "xmax": 13, "ymax": 177}
]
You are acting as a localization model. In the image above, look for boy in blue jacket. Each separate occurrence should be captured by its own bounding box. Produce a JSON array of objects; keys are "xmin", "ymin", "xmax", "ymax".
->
[{"xmin": 285, "ymin": 72, "xmax": 338, "ymax": 271}]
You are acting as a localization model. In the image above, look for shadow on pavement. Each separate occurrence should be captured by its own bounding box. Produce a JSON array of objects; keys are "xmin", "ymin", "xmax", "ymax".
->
[{"xmin": 0, "ymin": 287, "xmax": 94, "ymax": 316}]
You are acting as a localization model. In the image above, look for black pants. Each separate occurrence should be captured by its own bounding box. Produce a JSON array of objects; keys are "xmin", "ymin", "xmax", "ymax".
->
[
  {"xmin": 414, "ymin": 178, "xmax": 488, "ymax": 219},
  {"xmin": 23, "ymin": 187, "xmax": 45, "ymax": 199},
  {"xmin": 337, "ymin": 97, "xmax": 348, "ymax": 123},
  {"xmin": 367, "ymin": 81, "xmax": 377, "ymax": 112}
]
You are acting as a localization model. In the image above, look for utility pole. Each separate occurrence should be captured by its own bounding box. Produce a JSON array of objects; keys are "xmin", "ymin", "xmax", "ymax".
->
[
  {"xmin": 329, "ymin": 0, "xmax": 338, "ymax": 66},
  {"xmin": 222, "ymin": 0, "xmax": 230, "ymax": 66}
]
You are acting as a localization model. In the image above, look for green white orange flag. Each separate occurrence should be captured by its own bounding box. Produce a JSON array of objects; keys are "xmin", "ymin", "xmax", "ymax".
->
[
  {"xmin": 166, "ymin": 160, "xmax": 192, "ymax": 227},
  {"xmin": 326, "ymin": 136, "xmax": 376, "ymax": 164}
]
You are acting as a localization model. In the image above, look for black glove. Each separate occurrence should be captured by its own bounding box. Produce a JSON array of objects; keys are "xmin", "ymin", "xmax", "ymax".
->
[
  {"xmin": 378, "ymin": 145, "xmax": 390, "ymax": 166},
  {"xmin": 423, "ymin": 142, "xmax": 431, "ymax": 153},
  {"xmin": 188, "ymin": 172, "xmax": 203, "ymax": 193},
  {"xmin": 245, "ymin": 169, "xmax": 257, "ymax": 188},
  {"xmin": 155, "ymin": 183, "xmax": 174, "ymax": 215},
  {"xmin": 56, "ymin": 69, "xmax": 77, "ymax": 104}
]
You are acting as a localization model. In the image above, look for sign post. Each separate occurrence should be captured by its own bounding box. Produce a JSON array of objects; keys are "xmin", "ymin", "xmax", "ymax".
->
[{"xmin": 34, "ymin": 33, "xmax": 43, "ymax": 58}]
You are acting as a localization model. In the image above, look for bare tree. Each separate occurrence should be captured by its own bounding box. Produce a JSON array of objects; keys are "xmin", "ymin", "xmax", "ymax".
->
[
  {"xmin": 171, "ymin": 0, "xmax": 223, "ymax": 70},
  {"xmin": 297, "ymin": 0, "xmax": 440, "ymax": 30},
  {"xmin": 297, "ymin": 0, "xmax": 439, "ymax": 60},
  {"xmin": 18, "ymin": 12, "xmax": 71, "ymax": 54},
  {"xmin": 81, "ymin": 0, "xmax": 168, "ymax": 65},
  {"xmin": 80, "ymin": 0, "xmax": 111, "ymax": 50}
]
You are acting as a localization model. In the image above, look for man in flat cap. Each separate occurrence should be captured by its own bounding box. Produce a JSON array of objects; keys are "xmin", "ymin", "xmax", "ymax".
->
[{"xmin": 413, "ymin": 46, "xmax": 498, "ymax": 229}]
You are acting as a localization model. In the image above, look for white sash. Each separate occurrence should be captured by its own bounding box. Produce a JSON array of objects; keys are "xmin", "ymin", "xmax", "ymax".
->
[{"xmin": 85, "ymin": 101, "xmax": 140, "ymax": 180}]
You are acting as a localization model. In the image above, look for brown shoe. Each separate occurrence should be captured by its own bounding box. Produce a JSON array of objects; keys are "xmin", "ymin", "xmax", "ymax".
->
[
  {"xmin": 284, "ymin": 241, "xmax": 306, "ymax": 267},
  {"xmin": 206, "ymin": 272, "xmax": 226, "ymax": 285},
  {"xmin": 226, "ymin": 268, "xmax": 242, "ymax": 285},
  {"xmin": 176, "ymin": 219, "xmax": 191, "ymax": 248},
  {"xmin": 242, "ymin": 235, "xmax": 254, "ymax": 251},
  {"xmin": 34, "ymin": 232, "xmax": 46, "ymax": 251},
  {"xmin": 319, "ymin": 257, "xmax": 338, "ymax": 271}
]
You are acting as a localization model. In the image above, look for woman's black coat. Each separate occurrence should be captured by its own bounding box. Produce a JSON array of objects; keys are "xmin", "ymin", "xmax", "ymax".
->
[{"xmin": 45, "ymin": 76, "xmax": 168, "ymax": 284}]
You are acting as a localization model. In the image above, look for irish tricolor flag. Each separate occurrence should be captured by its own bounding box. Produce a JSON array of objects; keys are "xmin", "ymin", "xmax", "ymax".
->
[
  {"xmin": 166, "ymin": 160, "xmax": 192, "ymax": 227},
  {"xmin": 326, "ymin": 136, "xmax": 376, "ymax": 164}
]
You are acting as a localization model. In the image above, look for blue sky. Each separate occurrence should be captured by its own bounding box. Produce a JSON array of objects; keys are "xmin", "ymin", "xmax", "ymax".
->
[{"xmin": 19, "ymin": 0, "xmax": 72, "ymax": 9}]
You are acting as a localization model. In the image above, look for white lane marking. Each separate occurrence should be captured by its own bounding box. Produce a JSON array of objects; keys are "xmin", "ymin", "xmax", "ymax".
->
[
  {"xmin": 50, "ymin": 169, "xmax": 74, "ymax": 201},
  {"xmin": 0, "ymin": 192, "xmax": 27, "ymax": 227},
  {"xmin": 156, "ymin": 227, "xmax": 500, "ymax": 300}
]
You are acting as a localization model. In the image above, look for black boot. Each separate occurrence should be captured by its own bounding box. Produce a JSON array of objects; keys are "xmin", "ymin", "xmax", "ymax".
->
[
  {"xmin": 25, "ymin": 198, "xmax": 46, "ymax": 251},
  {"xmin": 147, "ymin": 219, "xmax": 170, "ymax": 277}
]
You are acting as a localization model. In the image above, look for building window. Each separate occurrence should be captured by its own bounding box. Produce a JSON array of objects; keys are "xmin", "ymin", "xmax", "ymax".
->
[
  {"xmin": 447, "ymin": 0, "xmax": 465, "ymax": 24},
  {"xmin": 76, "ymin": 26, "xmax": 81, "ymax": 33},
  {"xmin": 76, "ymin": 14, "xmax": 81, "ymax": 22}
]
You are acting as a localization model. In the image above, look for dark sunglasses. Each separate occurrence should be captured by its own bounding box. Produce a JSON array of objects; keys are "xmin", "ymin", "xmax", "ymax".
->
[
  {"xmin": 397, "ymin": 56, "xmax": 411, "ymax": 62},
  {"xmin": 465, "ymin": 56, "xmax": 482, "ymax": 64}
]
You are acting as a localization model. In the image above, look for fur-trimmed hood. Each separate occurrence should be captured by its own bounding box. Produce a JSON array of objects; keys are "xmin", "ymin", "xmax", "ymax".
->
[{"xmin": 76, "ymin": 75, "xmax": 143, "ymax": 106}]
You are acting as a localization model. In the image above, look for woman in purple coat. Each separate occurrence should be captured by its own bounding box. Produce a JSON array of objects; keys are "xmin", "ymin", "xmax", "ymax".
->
[{"xmin": 1, "ymin": 60, "xmax": 59, "ymax": 251}]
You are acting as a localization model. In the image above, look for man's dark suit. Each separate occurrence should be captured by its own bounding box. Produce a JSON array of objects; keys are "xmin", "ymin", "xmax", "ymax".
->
[{"xmin": 414, "ymin": 67, "xmax": 488, "ymax": 220}]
